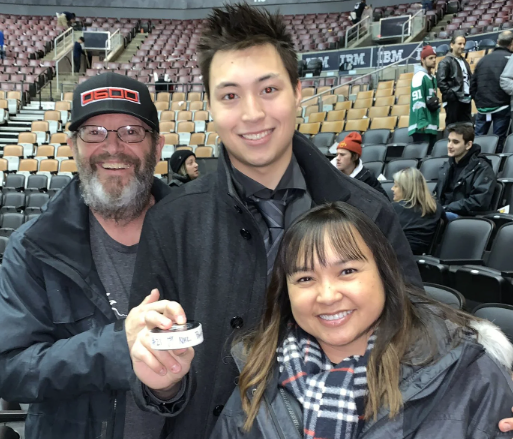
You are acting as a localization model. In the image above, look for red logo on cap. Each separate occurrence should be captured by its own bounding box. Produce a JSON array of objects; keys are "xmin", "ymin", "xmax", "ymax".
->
[{"xmin": 81, "ymin": 87, "xmax": 140, "ymax": 106}]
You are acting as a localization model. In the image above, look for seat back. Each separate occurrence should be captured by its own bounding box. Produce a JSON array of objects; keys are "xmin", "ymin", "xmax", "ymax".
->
[
  {"xmin": 389, "ymin": 127, "xmax": 413, "ymax": 145},
  {"xmin": 370, "ymin": 116, "xmax": 397, "ymax": 130},
  {"xmin": 195, "ymin": 146, "xmax": 213, "ymax": 158},
  {"xmin": 384, "ymin": 159, "xmax": 418, "ymax": 180},
  {"xmin": 424, "ymin": 283, "xmax": 465, "ymax": 310},
  {"xmin": 59, "ymin": 160, "xmax": 77, "ymax": 173},
  {"xmin": 361, "ymin": 145, "xmax": 387, "ymax": 163},
  {"xmin": 475, "ymin": 135, "xmax": 499, "ymax": 154},
  {"xmin": 27, "ymin": 174, "xmax": 48, "ymax": 190},
  {"xmin": 438, "ymin": 218, "xmax": 493, "ymax": 260},
  {"xmin": 431, "ymin": 139, "xmax": 448, "ymax": 157},
  {"xmin": 364, "ymin": 161, "xmax": 384, "ymax": 178},
  {"xmin": 419, "ymin": 157, "xmax": 448, "ymax": 181},
  {"xmin": 503, "ymin": 134, "xmax": 513, "ymax": 154},
  {"xmin": 487, "ymin": 223, "xmax": 513, "ymax": 270},
  {"xmin": 50, "ymin": 133, "xmax": 68, "ymax": 144},
  {"xmin": 473, "ymin": 304, "xmax": 513, "ymax": 342},
  {"xmin": 1, "ymin": 213, "xmax": 25, "ymax": 230},
  {"xmin": 27, "ymin": 193, "xmax": 50, "ymax": 208},
  {"xmin": 402, "ymin": 142, "xmax": 429, "ymax": 160},
  {"xmin": 49, "ymin": 174, "xmax": 71, "ymax": 190},
  {"xmin": 362, "ymin": 129, "xmax": 390, "ymax": 145}
]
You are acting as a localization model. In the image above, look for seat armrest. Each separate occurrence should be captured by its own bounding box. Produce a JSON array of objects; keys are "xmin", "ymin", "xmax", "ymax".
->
[
  {"xmin": 0, "ymin": 410, "xmax": 27, "ymax": 422},
  {"xmin": 439, "ymin": 259, "xmax": 484, "ymax": 265}
]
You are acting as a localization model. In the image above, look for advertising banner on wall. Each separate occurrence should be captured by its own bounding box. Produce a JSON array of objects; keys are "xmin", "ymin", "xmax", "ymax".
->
[{"xmin": 301, "ymin": 31, "xmax": 500, "ymax": 70}]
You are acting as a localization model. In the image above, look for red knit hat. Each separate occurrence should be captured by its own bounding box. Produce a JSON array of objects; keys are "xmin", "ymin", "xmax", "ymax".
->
[
  {"xmin": 421, "ymin": 45, "xmax": 436, "ymax": 60},
  {"xmin": 337, "ymin": 132, "xmax": 362, "ymax": 156}
]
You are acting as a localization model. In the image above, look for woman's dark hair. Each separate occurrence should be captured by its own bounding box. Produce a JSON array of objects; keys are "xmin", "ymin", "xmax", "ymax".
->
[{"xmin": 238, "ymin": 202, "xmax": 475, "ymax": 431}]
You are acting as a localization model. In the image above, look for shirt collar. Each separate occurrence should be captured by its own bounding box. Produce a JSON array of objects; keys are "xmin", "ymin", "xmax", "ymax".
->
[{"xmin": 349, "ymin": 159, "xmax": 363, "ymax": 178}]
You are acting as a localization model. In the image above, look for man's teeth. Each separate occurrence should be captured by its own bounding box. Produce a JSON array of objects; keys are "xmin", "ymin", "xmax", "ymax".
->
[
  {"xmin": 102, "ymin": 163, "xmax": 130, "ymax": 169},
  {"xmin": 319, "ymin": 310, "xmax": 354, "ymax": 321},
  {"xmin": 241, "ymin": 130, "xmax": 272, "ymax": 140}
]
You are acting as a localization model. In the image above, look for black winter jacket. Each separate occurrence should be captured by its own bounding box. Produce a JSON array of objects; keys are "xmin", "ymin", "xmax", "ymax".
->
[
  {"xmin": 0, "ymin": 177, "xmax": 172, "ymax": 439},
  {"xmin": 470, "ymin": 46, "xmax": 512, "ymax": 109},
  {"xmin": 434, "ymin": 144, "xmax": 495, "ymax": 215},
  {"xmin": 436, "ymin": 53, "xmax": 472, "ymax": 104},
  {"xmin": 128, "ymin": 132, "xmax": 422, "ymax": 439},
  {"xmin": 354, "ymin": 165, "xmax": 388, "ymax": 199},
  {"xmin": 211, "ymin": 316, "xmax": 513, "ymax": 439},
  {"xmin": 169, "ymin": 173, "xmax": 191, "ymax": 188}
]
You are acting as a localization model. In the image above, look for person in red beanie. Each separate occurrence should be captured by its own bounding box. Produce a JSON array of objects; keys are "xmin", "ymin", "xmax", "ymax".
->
[
  {"xmin": 408, "ymin": 45, "xmax": 439, "ymax": 148},
  {"xmin": 335, "ymin": 132, "xmax": 388, "ymax": 198}
]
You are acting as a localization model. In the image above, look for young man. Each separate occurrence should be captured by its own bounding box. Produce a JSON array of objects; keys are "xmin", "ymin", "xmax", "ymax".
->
[
  {"xmin": 73, "ymin": 36, "xmax": 85, "ymax": 73},
  {"xmin": 437, "ymin": 35, "xmax": 472, "ymax": 126},
  {"xmin": 333, "ymin": 132, "xmax": 388, "ymax": 198},
  {"xmin": 127, "ymin": 5, "xmax": 421, "ymax": 439},
  {"xmin": 434, "ymin": 123, "xmax": 495, "ymax": 220},
  {"xmin": 409, "ymin": 45, "xmax": 439, "ymax": 147},
  {"xmin": 0, "ymin": 73, "xmax": 176, "ymax": 439},
  {"xmin": 471, "ymin": 31, "xmax": 513, "ymax": 152}
]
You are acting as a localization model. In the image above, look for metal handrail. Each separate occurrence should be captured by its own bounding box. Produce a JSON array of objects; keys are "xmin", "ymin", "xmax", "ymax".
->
[
  {"xmin": 300, "ymin": 44, "xmax": 423, "ymax": 105},
  {"xmin": 105, "ymin": 29, "xmax": 122, "ymax": 59},
  {"xmin": 345, "ymin": 15, "xmax": 370, "ymax": 48},
  {"xmin": 54, "ymin": 27, "xmax": 74, "ymax": 60},
  {"xmin": 401, "ymin": 9, "xmax": 424, "ymax": 43}
]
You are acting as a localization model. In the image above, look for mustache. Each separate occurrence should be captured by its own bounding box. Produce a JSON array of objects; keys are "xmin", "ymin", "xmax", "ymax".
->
[{"xmin": 90, "ymin": 153, "xmax": 141, "ymax": 167}]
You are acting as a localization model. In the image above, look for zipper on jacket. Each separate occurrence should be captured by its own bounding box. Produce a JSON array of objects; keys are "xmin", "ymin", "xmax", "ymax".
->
[
  {"xmin": 111, "ymin": 396, "xmax": 117, "ymax": 439},
  {"xmin": 264, "ymin": 394, "xmax": 288, "ymax": 439},
  {"xmin": 279, "ymin": 388, "xmax": 302, "ymax": 436}
]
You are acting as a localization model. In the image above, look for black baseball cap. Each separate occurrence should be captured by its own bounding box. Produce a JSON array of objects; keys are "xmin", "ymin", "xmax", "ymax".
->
[{"xmin": 69, "ymin": 72, "xmax": 159, "ymax": 133}]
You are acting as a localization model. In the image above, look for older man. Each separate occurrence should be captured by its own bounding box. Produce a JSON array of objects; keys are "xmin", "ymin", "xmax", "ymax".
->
[{"xmin": 0, "ymin": 73, "xmax": 177, "ymax": 439}]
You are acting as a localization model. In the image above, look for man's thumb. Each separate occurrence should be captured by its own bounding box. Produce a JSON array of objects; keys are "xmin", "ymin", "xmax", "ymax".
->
[{"xmin": 141, "ymin": 289, "xmax": 160, "ymax": 305}]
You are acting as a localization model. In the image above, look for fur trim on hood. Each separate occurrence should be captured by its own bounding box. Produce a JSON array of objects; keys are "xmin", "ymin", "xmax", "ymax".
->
[{"xmin": 470, "ymin": 319, "xmax": 513, "ymax": 370}]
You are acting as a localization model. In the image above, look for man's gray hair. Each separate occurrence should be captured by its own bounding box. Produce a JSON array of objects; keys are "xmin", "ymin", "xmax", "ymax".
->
[{"xmin": 498, "ymin": 31, "xmax": 513, "ymax": 48}]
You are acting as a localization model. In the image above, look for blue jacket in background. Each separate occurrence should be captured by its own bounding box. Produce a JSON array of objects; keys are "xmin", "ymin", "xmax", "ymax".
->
[
  {"xmin": 0, "ymin": 31, "xmax": 4, "ymax": 47},
  {"xmin": 73, "ymin": 40, "xmax": 83, "ymax": 58}
]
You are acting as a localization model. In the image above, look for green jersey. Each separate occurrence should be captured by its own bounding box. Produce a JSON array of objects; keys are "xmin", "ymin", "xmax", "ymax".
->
[{"xmin": 408, "ymin": 69, "xmax": 440, "ymax": 136}]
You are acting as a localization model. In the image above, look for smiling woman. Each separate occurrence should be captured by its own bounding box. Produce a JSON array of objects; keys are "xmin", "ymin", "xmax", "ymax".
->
[{"xmin": 209, "ymin": 202, "xmax": 513, "ymax": 439}]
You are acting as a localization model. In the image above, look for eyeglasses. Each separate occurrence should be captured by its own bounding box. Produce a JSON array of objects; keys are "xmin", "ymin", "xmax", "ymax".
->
[{"xmin": 77, "ymin": 125, "xmax": 153, "ymax": 144}]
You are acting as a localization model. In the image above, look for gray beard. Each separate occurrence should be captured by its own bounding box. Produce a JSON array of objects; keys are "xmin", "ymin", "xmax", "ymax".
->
[{"xmin": 77, "ymin": 154, "xmax": 155, "ymax": 224}]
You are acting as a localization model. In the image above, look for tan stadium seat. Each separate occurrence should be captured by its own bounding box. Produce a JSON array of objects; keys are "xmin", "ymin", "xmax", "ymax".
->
[
  {"xmin": 353, "ymin": 98, "xmax": 372, "ymax": 109},
  {"xmin": 321, "ymin": 95, "xmax": 337, "ymax": 105},
  {"xmin": 299, "ymin": 122, "xmax": 320, "ymax": 136},
  {"xmin": 160, "ymin": 122, "xmax": 175, "ymax": 133},
  {"xmin": 189, "ymin": 101, "xmax": 204, "ymax": 111},
  {"xmin": 326, "ymin": 110, "xmax": 346, "ymax": 122},
  {"xmin": 171, "ymin": 101, "xmax": 187, "ymax": 111},
  {"xmin": 351, "ymin": 85, "xmax": 362, "ymax": 95},
  {"xmin": 177, "ymin": 111, "xmax": 193, "ymax": 121},
  {"xmin": 301, "ymin": 97, "xmax": 317, "ymax": 107},
  {"xmin": 190, "ymin": 133, "xmax": 206, "ymax": 145},
  {"xmin": 18, "ymin": 159, "xmax": 38, "ymax": 173},
  {"xmin": 302, "ymin": 88, "xmax": 316, "ymax": 98},
  {"xmin": 206, "ymin": 133, "xmax": 219, "ymax": 146},
  {"xmin": 56, "ymin": 145, "xmax": 73, "ymax": 158},
  {"xmin": 0, "ymin": 92, "xmax": 5, "ymax": 100},
  {"xmin": 467, "ymin": 50, "xmax": 485, "ymax": 61},
  {"xmin": 60, "ymin": 160, "xmax": 77, "ymax": 173},
  {"xmin": 398, "ymin": 72, "xmax": 414, "ymax": 81},
  {"xmin": 206, "ymin": 122, "xmax": 216, "ymax": 133},
  {"xmin": 177, "ymin": 121, "xmax": 195, "ymax": 133},
  {"xmin": 176, "ymin": 146, "xmax": 193, "ymax": 151},
  {"xmin": 396, "ymin": 79, "xmax": 412, "ymax": 89},
  {"xmin": 44, "ymin": 110, "xmax": 61, "ymax": 123},
  {"xmin": 397, "ymin": 115, "xmax": 410, "ymax": 129},
  {"xmin": 155, "ymin": 102, "xmax": 169, "ymax": 111},
  {"xmin": 347, "ymin": 108, "xmax": 368, "ymax": 120},
  {"xmin": 4, "ymin": 145, "xmax": 23, "ymax": 157},
  {"xmin": 63, "ymin": 92, "xmax": 74, "ymax": 102},
  {"xmin": 0, "ymin": 99, "xmax": 7, "ymax": 109},
  {"xmin": 194, "ymin": 111, "xmax": 210, "ymax": 121},
  {"xmin": 55, "ymin": 101, "xmax": 71, "ymax": 111},
  {"xmin": 356, "ymin": 91, "xmax": 374, "ymax": 100},
  {"xmin": 172, "ymin": 92, "xmax": 186, "ymax": 102},
  {"xmin": 32, "ymin": 121, "xmax": 49, "ymax": 133},
  {"xmin": 296, "ymin": 107, "xmax": 303, "ymax": 117},
  {"xmin": 65, "ymin": 122, "xmax": 71, "ymax": 132},
  {"xmin": 375, "ymin": 96, "xmax": 395, "ymax": 107},
  {"xmin": 304, "ymin": 106, "xmax": 320, "ymax": 117},
  {"xmin": 375, "ymin": 88, "xmax": 393, "ymax": 98},
  {"xmin": 321, "ymin": 121, "xmax": 344, "ymax": 133},
  {"xmin": 396, "ymin": 95, "xmax": 411, "ymax": 105},
  {"xmin": 188, "ymin": 92, "xmax": 202, "ymax": 102},
  {"xmin": 155, "ymin": 161, "xmax": 169, "ymax": 175},
  {"xmin": 195, "ymin": 146, "xmax": 213, "ymax": 157},
  {"xmin": 19, "ymin": 132, "xmax": 37, "ymax": 145},
  {"xmin": 160, "ymin": 111, "xmax": 175, "ymax": 122},
  {"xmin": 395, "ymin": 87, "xmax": 411, "ymax": 97},
  {"xmin": 317, "ymin": 86, "xmax": 332, "ymax": 95},
  {"xmin": 50, "ymin": 133, "xmax": 68, "ymax": 144},
  {"xmin": 36, "ymin": 145, "xmax": 55, "ymax": 158},
  {"xmin": 334, "ymin": 85, "xmax": 350, "ymax": 98},
  {"xmin": 308, "ymin": 112, "xmax": 326, "ymax": 123},
  {"xmin": 157, "ymin": 92, "xmax": 171, "ymax": 102},
  {"xmin": 39, "ymin": 159, "xmax": 59, "ymax": 173},
  {"xmin": 377, "ymin": 81, "xmax": 394, "ymax": 90},
  {"xmin": 163, "ymin": 133, "xmax": 179, "ymax": 145},
  {"xmin": 7, "ymin": 91, "xmax": 21, "ymax": 101},
  {"xmin": 370, "ymin": 116, "xmax": 397, "ymax": 130},
  {"xmin": 472, "ymin": 100, "xmax": 478, "ymax": 115},
  {"xmin": 391, "ymin": 105, "xmax": 410, "ymax": 117},
  {"xmin": 150, "ymin": 94, "xmax": 155, "ymax": 103},
  {"xmin": 0, "ymin": 158, "xmax": 9, "ymax": 171},
  {"xmin": 368, "ymin": 106, "xmax": 390, "ymax": 119},
  {"xmin": 345, "ymin": 118, "xmax": 370, "ymax": 132},
  {"xmin": 334, "ymin": 101, "xmax": 352, "ymax": 111},
  {"xmin": 296, "ymin": 117, "xmax": 304, "ymax": 124},
  {"xmin": 439, "ymin": 113, "xmax": 446, "ymax": 131}
]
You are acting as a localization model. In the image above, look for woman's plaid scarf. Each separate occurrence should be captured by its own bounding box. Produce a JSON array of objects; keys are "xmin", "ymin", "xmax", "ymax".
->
[{"xmin": 277, "ymin": 327, "xmax": 376, "ymax": 439}]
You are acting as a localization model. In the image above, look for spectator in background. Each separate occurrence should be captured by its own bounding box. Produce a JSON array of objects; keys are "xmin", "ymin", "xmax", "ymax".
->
[
  {"xmin": 471, "ymin": 31, "xmax": 513, "ymax": 153},
  {"xmin": 169, "ymin": 149, "xmax": 200, "ymax": 187},
  {"xmin": 499, "ymin": 34, "xmax": 513, "ymax": 144},
  {"xmin": 351, "ymin": 0, "xmax": 367, "ymax": 24},
  {"xmin": 408, "ymin": 45, "xmax": 439, "ymax": 147},
  {"xmin": 0, "ymin": 29, "xmax": 4, "ymax": 60},
  {"xmin": 392, "ymin": 167, "xmax": 443, "ymax": 255},
  {"xmin": 333, "ymin": 132, "xmax": 388, "ymax": 198},
  {"xmin": 434, "ymin": 123, "xmax": 495, "ymax": 220},
  {"xmin": 73, "ymin": 37, "xmax": 85, "ymax": 73},
  {"xmin": 437, "ymin": 35, "xmax": 472, "ymax": 127},
  {"xmin": 57, "ymin": 11, "xmax": 75, "ymax": 28}
]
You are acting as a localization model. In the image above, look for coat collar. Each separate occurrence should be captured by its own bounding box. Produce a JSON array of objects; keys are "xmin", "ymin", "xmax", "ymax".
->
[{"xmin": 216, "ymin": 131, "xmax": 353, "ymax": 208}]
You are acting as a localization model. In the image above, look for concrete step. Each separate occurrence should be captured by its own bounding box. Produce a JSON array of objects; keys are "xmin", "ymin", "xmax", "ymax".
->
[
  {"xmin": 11, "ymin": 115, "xmax": 44, "ymax": 121},
  {"xmin": 19, "ymin": 109, "xmax": 46, "ymax": 115},
  {"xmin": 0, "ymin": 126, "xmax": 31, "ymax": 132}
]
